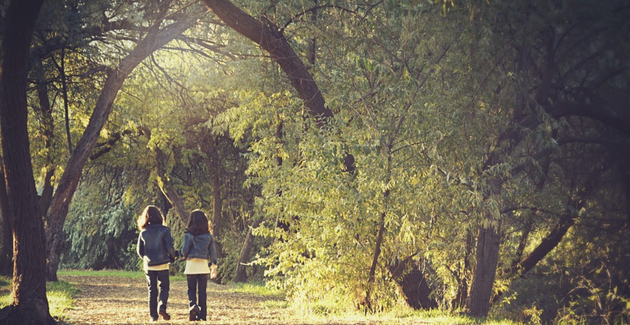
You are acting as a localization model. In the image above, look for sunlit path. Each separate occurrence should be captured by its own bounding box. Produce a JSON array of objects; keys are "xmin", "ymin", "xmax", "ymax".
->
[{"xmin": 59, "ymin": 275, "xmax": 289, "ymax": 325}]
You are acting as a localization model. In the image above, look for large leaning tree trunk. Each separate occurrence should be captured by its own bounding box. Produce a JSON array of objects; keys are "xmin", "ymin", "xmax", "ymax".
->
[
  {"xmin": 0, "ymin": 0, "xmax": 55, "ymax": 323},
  {"xmin": 199, "ymin": 0, "xmax": 360, "ymax": 285},
  {"xmin": 199, "ymin": 0, "xmax": 333, "ymax": 124},
  {"xmin": 45, "ymin": 13, "xmax": 198, "ymax": 281}
]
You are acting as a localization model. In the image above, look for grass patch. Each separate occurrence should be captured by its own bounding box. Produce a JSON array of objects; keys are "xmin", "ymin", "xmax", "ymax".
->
[
  {"xmin": 0, "ymin": 276, "xmax": 10, "ymax": 308},
  {"xmin": 59, "ymin": 269, "xmax": 145, "ymax": 278},
  {"xmin": 228, "ymin": 281, "xmax": 284, "ymax": 298},
  {"xmin": 290, "ymin": 307, "xmax": 525, "ymax": 325},
  {"xmin": 59, "ymin": 269, "xmax": 186, "ymax": 281},
  {"xmin": 46, "ymin": 280, "xmax": 78, "ymax": 317},
  {"xmin": 0, "ymin": 276, "xmax": 77, "ymax": 319}
]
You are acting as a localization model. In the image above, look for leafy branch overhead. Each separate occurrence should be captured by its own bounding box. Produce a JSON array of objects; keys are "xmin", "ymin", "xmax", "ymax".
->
[{"xmin": 0, "ymin": 0, "xmax": 629, "ymax": 324}]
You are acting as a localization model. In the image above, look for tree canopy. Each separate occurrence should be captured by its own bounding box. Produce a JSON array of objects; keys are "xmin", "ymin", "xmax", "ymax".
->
[{"xmin": 1, "ymin": 0, "xmax": 629, "ymax": 324}]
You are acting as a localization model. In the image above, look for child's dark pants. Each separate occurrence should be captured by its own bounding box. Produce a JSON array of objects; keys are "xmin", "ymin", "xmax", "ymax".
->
[
  {"xmin": 187, "ymin": 274, "xmax": 208, "ymax": 320},
  {"xmin": 145, "ymin": 270, "xmax": 170, "ymax": 319}
]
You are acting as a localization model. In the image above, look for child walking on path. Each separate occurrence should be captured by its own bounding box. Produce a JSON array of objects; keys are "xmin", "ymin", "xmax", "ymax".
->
[
  {"xmin": 136, "ymin": 205, "xmax": 177, "ymax": 322},
  {"xmin": 180, "ymin": 209, "xmax": 218, "ymax": 321}
]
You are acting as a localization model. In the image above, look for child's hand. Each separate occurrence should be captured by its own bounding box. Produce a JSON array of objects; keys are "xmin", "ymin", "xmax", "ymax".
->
[{"xmin": 210, "ymin": 264, "xmax": 218, "ymax": 279}]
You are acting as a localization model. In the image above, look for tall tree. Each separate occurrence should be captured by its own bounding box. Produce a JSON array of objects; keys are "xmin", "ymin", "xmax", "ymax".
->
[
  {"xmin": 0, "ymin": 0, "xmax": 55, "ymax": 323},
  {"xmin": 44, "ymin": 2, "xmax": 200, "ymax": 280}
]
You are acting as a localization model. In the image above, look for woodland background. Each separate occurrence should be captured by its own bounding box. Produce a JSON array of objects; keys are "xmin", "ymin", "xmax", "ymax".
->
[{"xmin": 0, "ymin": 0, "xmax": 629, "ymax": 324}]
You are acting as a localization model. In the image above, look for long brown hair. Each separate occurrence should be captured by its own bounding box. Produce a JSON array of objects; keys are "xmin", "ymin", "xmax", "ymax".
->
[
  {"xmin": 137, "ymin": 205, "xmax": 164, "ymax": 230},
  {"xmin": 186, "ymin": 209, "xmax": 210, "ymax": 236}
]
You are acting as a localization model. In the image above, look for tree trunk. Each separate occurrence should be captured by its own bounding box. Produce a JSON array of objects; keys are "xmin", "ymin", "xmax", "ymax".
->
[
  {"xmin": 452, "ymin": 230, "xmax": 473, "ymax": 310},
  {"xmin": 364, "ymin": 211, "xmax": 386, "ymax": 311},
  {"xmin": 45, "ymin": 14, "xmax": 197, "ymax": 281},
  {"xmin": 0, "ymin": 0, "xmax": 55, "ymax": 323},
  {"xmin": 0, "ymin": 162, "xmax": 12, "ymax": 276},
  {"xmin": 398, "ymin": 267, "xmax": 436, "ymax": 310},
  {"xmin": 306, "ymin": 0, "xmax": 318, "ymax": 66},
  {"xmin": 155, "ymin": 146, "xmax": 188, "ymax": 226},
  {"xmin": 60, "ymin": 46, "xmax": 74, "ymax": 154},
  {"xmin": 202, "ymin": 135, "xmax": 223, "ymax": 256},
  {"xmin": 388, "ymin": 258, "xmax": 437, "ymax": 310},
  {"xmin": 34, "ymin": 59, "xmax": 56, "ymax": 218},
  {"xmin": 234, "ymin": 218, "xmax": 262, "ymax": 283},
  {"xmin": 513, "ymin": 214, "xmax": 575, "ymax": 277},
  {"xmin": 466, "ymin": 221, "xmax": 501, "ymax": 317}
]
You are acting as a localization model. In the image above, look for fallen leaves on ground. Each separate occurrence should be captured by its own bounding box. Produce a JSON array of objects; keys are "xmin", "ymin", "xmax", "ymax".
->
[{"xmin": 58, "ymin": 275, "xmax": 387, "ymax": 325}]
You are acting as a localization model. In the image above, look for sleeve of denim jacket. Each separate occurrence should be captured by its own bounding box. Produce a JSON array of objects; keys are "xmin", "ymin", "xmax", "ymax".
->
[
  {"xmin": 208, "ymin": 235, "xmax": 218, "ymax": 265},
  {"xmin": 180, "ymin": 232, "xmax": 192, "ymax": 258},
  {"xmin": 137, "ymin": 233, "xmax": 144, "ymax": 258},
  {"xmin": 164, "ymin": 228, "xmax": 176, "ymax": 259}
]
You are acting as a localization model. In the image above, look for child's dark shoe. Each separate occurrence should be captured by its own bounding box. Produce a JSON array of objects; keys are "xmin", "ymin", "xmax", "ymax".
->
[
  {"xmin": 189, "ymin": 306, "xmax": 199, "ymax": 321},
  {"xmin": 159, "ymin": 309, "xmax": 171, "ymax": 320}
]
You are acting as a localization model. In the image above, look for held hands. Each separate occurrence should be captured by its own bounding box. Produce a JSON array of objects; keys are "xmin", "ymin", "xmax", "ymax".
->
[{"xmin": 210, "ymin": 264, "xmax": 218, "ymax": 279}]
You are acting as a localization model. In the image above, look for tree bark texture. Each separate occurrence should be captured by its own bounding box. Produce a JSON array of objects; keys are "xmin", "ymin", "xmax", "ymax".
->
[
  {"xmin": 45, "ymin": 15, "xmax": 197, "ymax": 281},
  {"xmin": 0, "ymin": 162, "xmax": 12, "ymax": 276},
  {"xmin": 0, "ymin": 0, "xmax": 55, "ymax": 323},
  {"xmin": 466, "ymin": 222, "xmax": 501, "ymax": 317}
]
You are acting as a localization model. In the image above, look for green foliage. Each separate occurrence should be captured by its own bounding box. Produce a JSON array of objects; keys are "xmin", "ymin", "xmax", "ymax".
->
[
  {"xmin": 229, "ymin": 281, "xmax": 284, "ymax": 298},
  {"xmin": 61, "ymin": 165, "xmax": 140, "ymax": 271},
  {"xmin": 215, "ymin": 0, "xmax": 630, "ymax": 321},
  {"xmin": 17, "ymin": 0, "xmax": 628, "ymax": 323},
  {"xmin": 58, "ymin": 269, "xmax": 186, "ymax": 281},
  {"xmin": 229, "ymin": 0, "xmax": 467, "ymax": 311}
]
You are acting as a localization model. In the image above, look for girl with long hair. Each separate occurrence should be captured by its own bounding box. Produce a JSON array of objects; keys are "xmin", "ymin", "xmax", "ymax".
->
[
  {"xmin": 136, "ymin": 205, "xmax": 177, "ymax": 322},
  {"xmin": 180, "ymin": 209, "xmax": 218, "ymax": 321}
]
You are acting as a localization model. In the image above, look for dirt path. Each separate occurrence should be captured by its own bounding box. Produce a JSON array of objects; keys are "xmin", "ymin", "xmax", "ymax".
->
[{"xmin": 59, "ymin": 275, "xmax": 290, "ymax": 325}]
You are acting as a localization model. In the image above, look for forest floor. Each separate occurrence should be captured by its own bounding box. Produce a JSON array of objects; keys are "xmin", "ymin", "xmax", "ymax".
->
[
  {"xmin": 57, "ymin": 274, "xmax": 428, "ymax": 325},
  {"xmin": 58, "ymin": 274, "xmax": 290, "ymax": 325}
]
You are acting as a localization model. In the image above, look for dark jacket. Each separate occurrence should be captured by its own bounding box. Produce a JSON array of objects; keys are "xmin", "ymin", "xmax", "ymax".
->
[
  {"xmin": 180, "ymin": 232, "xmax": 217, "ymax": 265},
  {"xmin": 137, "ymin": 224, "xmax": 176, "ymax": 266}
]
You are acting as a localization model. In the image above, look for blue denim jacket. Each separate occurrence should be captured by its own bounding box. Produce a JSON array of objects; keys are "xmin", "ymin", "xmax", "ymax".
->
[
  {"xmin": 137, "ymin": 225, "xmax": 176, "ymax": 266},
  {"xmin": 180, "ymin": 232, "xmax": 217, "ymax": 265}
]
